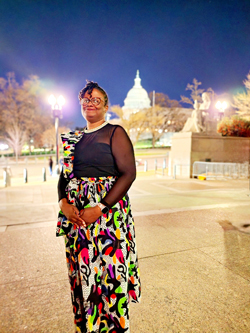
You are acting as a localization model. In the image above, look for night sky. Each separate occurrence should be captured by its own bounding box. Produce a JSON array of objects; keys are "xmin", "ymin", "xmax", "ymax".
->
[{"xmin": 1, "ymin": 0, "xmax": 250, "ymax": 128}]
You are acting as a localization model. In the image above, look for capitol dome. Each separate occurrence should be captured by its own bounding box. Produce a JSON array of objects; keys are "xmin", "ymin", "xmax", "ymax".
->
[{"xmin": 123, "ymin": 70, "xmax": 151, "ymax": 111}]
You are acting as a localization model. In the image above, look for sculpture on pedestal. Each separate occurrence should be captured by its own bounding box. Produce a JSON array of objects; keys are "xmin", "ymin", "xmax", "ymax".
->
[{"xmin": 182, "ymin": 92, "xmax": 217, "ymax": 133}]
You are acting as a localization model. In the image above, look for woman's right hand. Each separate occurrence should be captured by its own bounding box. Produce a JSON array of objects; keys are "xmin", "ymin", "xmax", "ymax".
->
[{"xmin": 59, "ymin": 198, "xmax": 86, "ymax": 228}]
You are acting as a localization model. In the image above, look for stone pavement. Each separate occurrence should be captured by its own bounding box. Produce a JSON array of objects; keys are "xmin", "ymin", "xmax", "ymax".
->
[{"xmin": 1, "ymin": 173, "xmax": 250, "ymax": 332}]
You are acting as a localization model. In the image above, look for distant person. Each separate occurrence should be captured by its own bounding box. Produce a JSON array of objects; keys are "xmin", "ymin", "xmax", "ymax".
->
[
  {"xmin": 48, "ymin": 156, "xmax": 53, "ymax": 175},
  {"xmin": 57, "ymin": 81, "xmax": 141, "ymax": 332}
]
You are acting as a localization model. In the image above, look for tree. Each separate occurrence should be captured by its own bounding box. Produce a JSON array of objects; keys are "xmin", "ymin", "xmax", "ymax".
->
[
  {"xmin": 111, "ymin": 94, "xmax": 187, "ymax": 147},
  {"xmin": 5, "ymin": 123, "xmax": 26, "ymax": 162},
  {"xmin": 41, "ymin": 125, "xmax": 70, "ymax": 150},
  {"xmin": 233, "ymin": 71, "xmax": 250, "ymax": 119},
  {"xmin": 143, "ymin": 105, "xmax": 187, "ymax": 147},
  {"xmin": 110, "ymin": 105, "xmax": 146, "ymax": 144},
  {"xmin": 180, "ymin": 78, "xmax": 215, "ymax": 106},
  {"xmin": 0, "ymin": 72, "xmax": 52, "ymax": 154},
  {"xmin": 148, "ymin": 92, "xmax": 180, "ymax": 108},
  {"xmin": 217, "ymin": 115, "xmax": 250, "ymax": 137}
]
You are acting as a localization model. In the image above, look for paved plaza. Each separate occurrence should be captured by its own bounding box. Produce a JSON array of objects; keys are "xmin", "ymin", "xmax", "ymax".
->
[{"xmin": 1, "ymin": 170, "xmax": 250, "ymax": 332}]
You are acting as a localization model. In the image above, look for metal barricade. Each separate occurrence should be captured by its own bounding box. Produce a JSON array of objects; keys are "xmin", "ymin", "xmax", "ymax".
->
[{"xmin": 192, "ymin": 161, "xmax": 249, "ymax": 179}]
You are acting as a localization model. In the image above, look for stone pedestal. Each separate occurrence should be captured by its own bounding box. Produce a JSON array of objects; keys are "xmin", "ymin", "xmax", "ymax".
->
[{"xmin": 169, "ymin": 132, "xmax": 250, "ymax": 178}]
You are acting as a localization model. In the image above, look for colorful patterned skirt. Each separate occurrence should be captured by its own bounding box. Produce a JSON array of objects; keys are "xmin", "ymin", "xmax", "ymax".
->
[{"xmin": 56, "ymin": 176, "xmax": 141, "ymax": 333}]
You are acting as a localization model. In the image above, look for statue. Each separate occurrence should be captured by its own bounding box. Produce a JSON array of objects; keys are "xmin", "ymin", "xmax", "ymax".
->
[
  {"xmin": 182, "ymin": 100, "xmax": 203, "ymax": 132},
  {"xmin": 182, "ymin": 92, "xmax": 213, "ymax": 133},
  {"xmin": 199, "ymin": 92, "xmax": 211, "ymax": 111}
]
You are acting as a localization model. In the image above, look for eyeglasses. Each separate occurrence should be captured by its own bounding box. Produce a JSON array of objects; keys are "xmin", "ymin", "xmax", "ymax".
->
[{"xmin": 80, "ymin": 97, "xmax": 103, "ymax": 106}]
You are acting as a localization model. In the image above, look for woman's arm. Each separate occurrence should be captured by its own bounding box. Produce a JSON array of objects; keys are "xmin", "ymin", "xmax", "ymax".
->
[
  {"xmin": 57, "ymin": 171, "xmax": 69, "ymax": 201},
  {"xmin": 80, "ymin": 126, "xmax": 136, "ymax": 224},
  {"xmin": 101, "ymin": 126, "xmax": 136, "ymax": 207}
]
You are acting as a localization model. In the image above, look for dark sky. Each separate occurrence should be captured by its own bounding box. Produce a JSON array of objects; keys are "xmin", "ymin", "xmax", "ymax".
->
[{"xmin": 1, "ymin": 0, "xmax": 250, "ymax": 128}]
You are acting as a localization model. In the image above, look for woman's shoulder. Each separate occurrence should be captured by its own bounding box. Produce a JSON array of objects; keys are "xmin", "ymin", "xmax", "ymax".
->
[
  {"xmin": 60, "ymin": 130, "xmax": 83, "ymax": 141},
  {"xmin": 107, "ymin": 123, "xmax": 126, "ymax": 132}
]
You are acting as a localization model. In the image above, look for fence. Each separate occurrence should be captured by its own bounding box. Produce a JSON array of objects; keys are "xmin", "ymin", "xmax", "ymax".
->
[
  {"xmin": 0, "ymin": 154, "xmax": 59, "ymax": 166},
  {"xmin": 192, "ymin": 161, "xmax": 249, "ymax": 179},
  {"xmin": 172, "ymin": 165, "xmax": 190, "ymax": 179},
  {"xmin": 154, "ymin": 158, "xmax": 168, "ymax": 176}
]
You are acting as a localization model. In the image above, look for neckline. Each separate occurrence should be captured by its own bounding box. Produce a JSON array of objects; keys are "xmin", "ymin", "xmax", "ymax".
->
[{"xmin": 83, "ymin": 121, "xmax": 108, "ymax": 133}]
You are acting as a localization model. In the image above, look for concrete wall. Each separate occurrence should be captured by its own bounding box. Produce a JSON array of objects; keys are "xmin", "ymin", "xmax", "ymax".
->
[{"xmin": 169, "ymin": 132, "xmax": 250, "ymax": 178}]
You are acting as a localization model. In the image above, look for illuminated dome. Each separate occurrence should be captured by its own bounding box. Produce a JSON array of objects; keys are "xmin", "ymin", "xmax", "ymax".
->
[{"xmin": 123, "ymin": 70, "xmax": 151, "ymax": 110}]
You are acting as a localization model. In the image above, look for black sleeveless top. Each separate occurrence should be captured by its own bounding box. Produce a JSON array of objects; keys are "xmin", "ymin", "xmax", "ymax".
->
[
  {"xmin": 58, "ymin": 123, "xmax": 136, "ymax": 208},
  {"xmin": 73, "ymin": 123, "xmax": 120, "ymax": 178}
]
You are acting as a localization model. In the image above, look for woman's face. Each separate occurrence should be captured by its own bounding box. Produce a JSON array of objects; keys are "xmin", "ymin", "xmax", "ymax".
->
[{"xmin": 80, "ymin": 88, "xmax": 108, "ymax": 123}]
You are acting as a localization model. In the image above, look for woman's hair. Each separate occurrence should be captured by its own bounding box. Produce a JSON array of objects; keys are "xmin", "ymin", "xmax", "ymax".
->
[{"xmin": 78, "ymin": 81, "xmax": 109, "ymax": 106}]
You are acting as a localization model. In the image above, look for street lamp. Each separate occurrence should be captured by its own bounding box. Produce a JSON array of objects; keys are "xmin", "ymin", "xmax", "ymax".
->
[
  {"xmin": 215, "ymin": 101, "xmax": 228, "ymax": 120},
  {"xmin": 48, "ymin": 94, "xmax": 65, "ymax": 174}
]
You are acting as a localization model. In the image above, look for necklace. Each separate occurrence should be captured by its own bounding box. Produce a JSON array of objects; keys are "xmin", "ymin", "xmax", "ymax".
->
[{"xmin": 83, "ymin": 121, "xmax": 108, "ymax": 133}]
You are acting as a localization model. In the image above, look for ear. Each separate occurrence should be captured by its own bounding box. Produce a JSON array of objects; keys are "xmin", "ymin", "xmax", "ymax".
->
[{"xmin": 104, "ymin": 105, "xmax": 109, "ymax": 112}]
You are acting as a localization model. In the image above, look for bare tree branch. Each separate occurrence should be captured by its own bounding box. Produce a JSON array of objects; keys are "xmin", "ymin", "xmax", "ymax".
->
[{"xmin": 5, "ymin": 123, "xmax": 26, "ymax": 162}]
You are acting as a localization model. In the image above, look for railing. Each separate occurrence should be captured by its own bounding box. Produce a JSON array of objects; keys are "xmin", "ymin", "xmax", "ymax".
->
[
  {"xmin": 172, "ymin": 165, "xmax": 190, "ymax": 179},
  {"xmin": 192, "ymin": 161, "xmax": 249, "ymax": 179},
  {"xmin": 154, "ymin": 158, "xmax": 168, "ymax": 176}
]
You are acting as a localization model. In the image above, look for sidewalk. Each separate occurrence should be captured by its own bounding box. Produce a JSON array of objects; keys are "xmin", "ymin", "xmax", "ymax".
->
[{"xmin": 1, "ymin": 174, "xmax": 250, "ymax": 332}]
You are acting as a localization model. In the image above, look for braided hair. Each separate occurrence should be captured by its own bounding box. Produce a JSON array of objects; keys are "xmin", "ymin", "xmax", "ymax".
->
[{"xmin": 78, "ymin": 81, "xmax": 109, "ymax": 106}]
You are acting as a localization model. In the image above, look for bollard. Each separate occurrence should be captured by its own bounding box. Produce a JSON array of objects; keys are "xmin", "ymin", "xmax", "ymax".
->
[
  {"xmin": 24, "ymin": 168, "xmax": 28, "ymax": 183},
  {"xmin": 3, "ymin": 170, "xmax": 10, "ymax": 187},
  {"xmin": 144, "ymin": 160, "xmax": 148, "ymax": 172},
  {"xmin": 163, "ymin": 158, "xmax": 166, "ymax": 169},
  {"xmin": 42, "ymin": 167, "xmax": 46, "ymax": 182},
  {"xmin": 3, "ymin": 170, "xmax": 7, "ymax": 187},
  {"xmin": 3, "ymin": 167, "xmax": 11, "ymax": 187},
  {"xmin": 173, "ymin": 165, "xmax": 176, "ymax": 179},
  {"xmin": 154, "ymin": 159, "xmax": 157, "ymax": 171},
  {"xmin": 54, "ymin": 164, "xmax": 60, "ymax": 175}
]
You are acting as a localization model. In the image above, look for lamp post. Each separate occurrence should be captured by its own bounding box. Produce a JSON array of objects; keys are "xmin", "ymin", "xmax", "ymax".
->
[
  {"xmin": 48, "ymin": 94, "xmax": 65, "ymax": 174},
  {"xmin": 215, "ymin": 101, "xmax": 228, "ymax": 120}
]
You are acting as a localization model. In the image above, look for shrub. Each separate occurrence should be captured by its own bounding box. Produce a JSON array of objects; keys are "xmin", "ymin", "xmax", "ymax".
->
[{"xmin": 217, "ymin": 116, "xmax": 250, "ymax": 137}]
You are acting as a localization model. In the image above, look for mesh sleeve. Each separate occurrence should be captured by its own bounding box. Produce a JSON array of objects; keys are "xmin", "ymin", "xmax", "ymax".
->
[{"xmin": 101, "ymin": 126, "xmax": 136, "ymax": 208}]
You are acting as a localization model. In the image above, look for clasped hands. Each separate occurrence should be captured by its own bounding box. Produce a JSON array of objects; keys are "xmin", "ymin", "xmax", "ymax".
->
[{"xmin": 59, "ymin": 198, "xmax": 102, "ymax": 228}]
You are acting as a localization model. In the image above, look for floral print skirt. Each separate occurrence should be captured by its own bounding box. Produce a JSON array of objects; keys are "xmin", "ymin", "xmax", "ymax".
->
[{"xmin": 56, "ymin": 176, "xmax": 141, "ymax": 333}]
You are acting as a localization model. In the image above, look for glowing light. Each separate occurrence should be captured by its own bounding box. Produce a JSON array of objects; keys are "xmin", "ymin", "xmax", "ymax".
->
[
  {"xmin": 57, "ymin": 95, "xmax": 65, "ymax": 107},
  {"xmin": 215, "ymin": 101, "xmax": 228, "ymax": 112},
  {"xmin": 48, "ymin": 94, "xmax": 56, "ymax": 106},
  {"xmin": 0, "ymin": 143, "xmax": 9, "ymax": 150}
]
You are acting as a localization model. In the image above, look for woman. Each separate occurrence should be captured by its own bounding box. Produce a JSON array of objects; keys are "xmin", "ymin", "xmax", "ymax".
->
[
  {"xmin": 57, "ymin": 81, "xmax": 141, "ymax": 333},
  {"xmin": 48, "ymin": 156, "xmax": 53, "ymax": 175}
]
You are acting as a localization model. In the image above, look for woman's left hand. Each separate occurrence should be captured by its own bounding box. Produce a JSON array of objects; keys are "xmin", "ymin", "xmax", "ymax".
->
[{"xmin": 79, "ymin": 206, "xmax": 102, "ymax": 226}]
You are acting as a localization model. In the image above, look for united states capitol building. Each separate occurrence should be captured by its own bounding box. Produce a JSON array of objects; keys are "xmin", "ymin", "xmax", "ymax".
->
[
  {"xmin": 110, "ymin": 70, "xmax": 192, "ymax": 146},
  {"xmin": 122, "ymin": 70, "xmax": 151, "ymax": 119}
]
